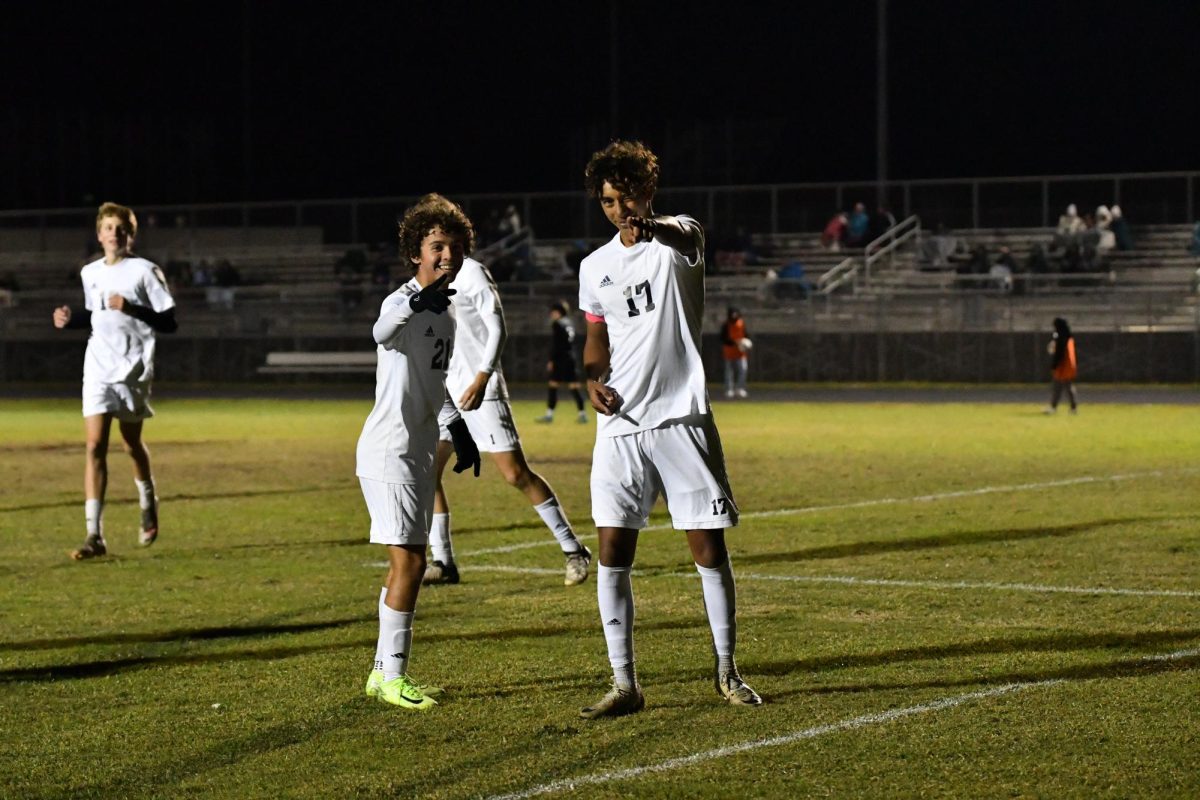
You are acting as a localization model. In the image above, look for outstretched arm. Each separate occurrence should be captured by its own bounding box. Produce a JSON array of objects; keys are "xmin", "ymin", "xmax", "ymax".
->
[{"xmin": 626, "ymin": 215, "xmax": 703, "ymax": 262}]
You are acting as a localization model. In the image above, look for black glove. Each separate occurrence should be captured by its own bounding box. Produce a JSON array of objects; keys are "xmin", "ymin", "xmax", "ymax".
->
[
  {"xmin": 447, "ymin": 418, "xmax": 481, "ymax": 476},
  {"xmin": 409, "ymin": 274, "xmax": 456, "ymax": 314}
]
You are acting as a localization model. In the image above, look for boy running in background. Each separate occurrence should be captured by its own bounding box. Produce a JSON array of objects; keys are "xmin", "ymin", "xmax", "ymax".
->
[
  {"xmin": 421, "ymin": 196, "xmax": 591, "ymax": 587},
  {"xmin": 576, "ymin": 141, "xmax": 762, "ymax": 718},
  {"xmin": 358, "ymin": 197, "xmax": 481, "ymax": 711},
  {"xmin": 535, "ymin": 300, "xmax": 588, "ymax": 424},
  {"xmin": 52, "ymin": 202, "xmax": 177, "ymax": 560}
]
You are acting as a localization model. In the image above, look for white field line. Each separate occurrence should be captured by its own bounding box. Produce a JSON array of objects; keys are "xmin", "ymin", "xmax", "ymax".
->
[
  {"xmin": 359, "ymin": 563, "xmax": 1198, "ymax": 599},
  {"xmin": 483, "ymin": 647, "xmax": 1200, "ymax": 800},
  {"xmin": 461, "ymin": 469, "xmax": 1192, "ymax": 557},
  {"xmin": 716, "ymin": 572, "xmax": 1200, "ymax": 599}
]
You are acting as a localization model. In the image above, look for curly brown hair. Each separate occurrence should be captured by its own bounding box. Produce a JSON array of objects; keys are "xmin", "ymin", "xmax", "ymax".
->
[
  {"xmin": 397, "ymin": 193, "xmax": 476, "ymax": 264},
  {"xmin": 584, "ymin": 140, "xmax": 660, "ymax": 199}
]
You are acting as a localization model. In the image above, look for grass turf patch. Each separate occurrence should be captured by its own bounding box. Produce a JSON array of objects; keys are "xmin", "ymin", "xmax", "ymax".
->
[{"xmin": 1, "ymin": 396, "xmax": 1197, "ymax": 798}]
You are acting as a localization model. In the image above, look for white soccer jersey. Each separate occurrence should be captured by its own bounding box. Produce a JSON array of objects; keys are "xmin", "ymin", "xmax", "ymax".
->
[
  {"xmin": 445, "ymin": 257, "xmax": 509, "ymax": 402},
  {"xmin": 356, "ymin": 279, "xmax": 461, "ymax": 484},
  {"xmin": 578, "ymin": 215, "xmax": 708, "ymax": 436},
  {"xmin": 79, "ymin": 256, "xmax": 175, "ymax": 384}
]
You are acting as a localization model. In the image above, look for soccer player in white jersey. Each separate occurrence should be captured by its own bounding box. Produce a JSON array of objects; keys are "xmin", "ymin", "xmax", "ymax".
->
[
  {"xmin": 417, "ymin": 194, "xmax": 590, "ymax": 587},
  {"xmin": 52, "ymin": 202, "xmax": 177, "ymax": 560},
  {"xmin": 576, "ymin": 141, "xmax": 762, "ymax": 718},
  {"xmin": 358, "ymin": 196, "xmax": 481, "ymax": 711}
]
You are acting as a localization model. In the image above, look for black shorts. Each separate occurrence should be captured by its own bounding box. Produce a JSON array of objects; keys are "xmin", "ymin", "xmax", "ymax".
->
[{"xmin": 549, "ymin": 359, "xmax": 579, "ymax": 383}]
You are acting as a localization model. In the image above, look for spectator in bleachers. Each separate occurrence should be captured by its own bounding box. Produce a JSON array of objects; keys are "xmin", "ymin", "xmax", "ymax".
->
[
  {"xmin": 1052, "ymin": 204, "xmax": 1086, "ymax": 252},
  {"xmin": 772, "ymin": 260, "xmax": 812, "ymax": 299},
  {"xmin": 213, "ymin": 259, "xmax": 240, "ymax": 288},
  {"xmin": 1188, "ymin": 222, "xmax": 1200, "ymax": 257},
  {"xmin": 920, "ymin": 223, "xmax": 964, "ymax": 269},
  {"xmin": 1094, "ymin": 205, "xmax": 1116, "ymax": 251},
  {"xmin": 497, "ymin": 204, "xmax": 521, "ymax": 239},
  {"xmin": 1025, "ymin": 244, "xmax": 1051, "ymax": 281},
  {"xmin": 846, "ymin": 202, "xmax": 870, "ymax": 246},
  {"xmin": 1056, "ymin": 204, "xmax": 1085, "ymax": 237},
  {"xmin": 164, "ymin": 257, "xmax": 191, "ymax": 287},
  {"xmin": 957, "ymin": 243, "xmax": 990, "ymax": 286},
  {"xmin": 1110, "ymin": 205, "xmax": 1133, "ymax": 251},
  {"xmin": 191, "ymin": 260, "xmax": 212, "ymax": 287},
  {"xmin": 866, "ymin": 204, "xmax": 897, "ymax": 243},
  {"xmin": 820, "ymin": 211, "xmax": 848, "ymax": 251},
  {"xmin": 990, "ymin": 246, "xmax": 1018, "ymax": 293},
  {"xmin": 1078, "ymin": 215, "xmax": 1104, "ymax": 272}
]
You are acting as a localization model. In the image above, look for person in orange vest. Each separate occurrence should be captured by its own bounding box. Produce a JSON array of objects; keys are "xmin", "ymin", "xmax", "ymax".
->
[
  {"xmin": 721, "ymin": 307, "xmax": 751, "ymax": 399},
  {"xmin": 1044, "ymin": 317, "xmax": 1078, "ymax": 414}
]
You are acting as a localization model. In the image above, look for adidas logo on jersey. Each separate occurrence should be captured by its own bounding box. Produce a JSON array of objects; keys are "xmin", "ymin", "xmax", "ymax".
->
[
  {"xmin": 424, "ymin": 326, "xmax": 435, "ymax": 337},
  {"xmin": 599, "ymin": 275, "xmax": 614, "ymax": 288}
]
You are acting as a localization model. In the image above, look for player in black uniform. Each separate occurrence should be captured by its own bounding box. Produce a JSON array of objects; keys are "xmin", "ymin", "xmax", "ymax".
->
[{"xmin": 535, "ymin": 300, "xmax": 588, "ymax": 424}]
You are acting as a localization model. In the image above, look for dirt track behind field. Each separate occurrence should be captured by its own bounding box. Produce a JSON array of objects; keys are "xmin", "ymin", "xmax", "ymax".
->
[{"xmin": 3, "ymin": 383, "xmax": 1196, "ymax": 405}]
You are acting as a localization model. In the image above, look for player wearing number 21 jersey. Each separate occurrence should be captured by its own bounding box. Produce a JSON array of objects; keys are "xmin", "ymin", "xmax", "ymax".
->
[{"xmin": 356, "ymin": 196, "xmax": 480, "ymax": 712}]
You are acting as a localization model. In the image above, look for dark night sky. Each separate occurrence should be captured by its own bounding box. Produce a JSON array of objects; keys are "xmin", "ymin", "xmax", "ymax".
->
[{"xmin": 2, "ymin": 1, "xmax": 1197, "ymax": 209}]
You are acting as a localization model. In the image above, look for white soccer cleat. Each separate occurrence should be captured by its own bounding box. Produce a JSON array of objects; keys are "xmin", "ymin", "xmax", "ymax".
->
[
  {"xmin": 564, "ymin": 546, "xmax": 592, "ymax": 586},
  {"xmin": 138, "ymin": 497, "xmax": 159, "ymax": 547},
  {"xmin": 716, "ymin": 669, "xmax": 763, "ymax": 706},
  {"xmin": 580, "ymin": 683, "xmax": 645, "ymax": 719}
]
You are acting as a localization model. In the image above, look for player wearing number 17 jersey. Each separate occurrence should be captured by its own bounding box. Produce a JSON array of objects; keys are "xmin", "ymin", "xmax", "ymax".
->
[{"xmin": 576, "ymin": 140, "xmax": 761, "ymax": 718}]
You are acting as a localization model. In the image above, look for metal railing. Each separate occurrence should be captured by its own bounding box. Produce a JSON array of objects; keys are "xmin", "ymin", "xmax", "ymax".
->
[
  {"xmin": 1, "ymin": 169, "xmax": 1196, "ymax": 250},
  {"xmin": 817, "ymin": 214, "xmax": 921, "ymax": 294}
]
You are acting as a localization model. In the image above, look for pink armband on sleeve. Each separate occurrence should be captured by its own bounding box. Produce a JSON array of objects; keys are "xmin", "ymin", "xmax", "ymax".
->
[{"xmin": 585, "ymin": 311, "xmax": 605, "ymax": 324}]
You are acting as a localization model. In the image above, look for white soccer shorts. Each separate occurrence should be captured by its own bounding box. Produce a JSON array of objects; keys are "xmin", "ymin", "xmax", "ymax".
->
[
  {"xmin": 438, "ymin": 399, "xmax": 521, "ymax": 453},
  {"xmin": 590, "ymin": 415, "xmax": 738, "ymax": 531},
  {"xmin": 82, "ymin": 381, "xmax": 154, "ymax": 422},
  {"xmin": 359, "ymin": 477, "xmax": 434, "ymax": 546}
]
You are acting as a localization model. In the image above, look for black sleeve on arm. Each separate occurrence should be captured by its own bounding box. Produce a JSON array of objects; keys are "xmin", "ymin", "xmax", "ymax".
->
[
  {"xmin": 62, "ymin": 308, "xmax": 92, "ymax": 330},
  {"xmin": 125, "ymin": 303, "xmax": 178, "ymax": 333},
  {"xmin": 720, "ymin": 323, "xmax": 734, "ymax": 346}
]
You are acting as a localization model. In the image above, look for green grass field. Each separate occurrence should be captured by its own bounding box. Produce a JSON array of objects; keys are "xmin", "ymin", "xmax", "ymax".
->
[{"xmin": 1, "ymin": 394, "xmax": 1198, "ymax": 799}]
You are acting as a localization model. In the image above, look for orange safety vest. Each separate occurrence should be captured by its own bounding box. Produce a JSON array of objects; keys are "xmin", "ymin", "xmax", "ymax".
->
[
  {"xmin": 722, "ymin": 318, "xmax": 747, "ymax": 361},
  {"xmin": 1053, "ymin": 337, "xmax": 1077, "ymax": 381}
]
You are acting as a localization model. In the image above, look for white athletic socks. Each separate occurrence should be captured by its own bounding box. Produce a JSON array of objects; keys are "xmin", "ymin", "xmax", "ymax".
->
[
  {"xmin": 134, "ymin": 477, "xmax": 156, "ymax": 510},
  {"xmin": 534, "ymin": 496, "xmax": 581, "ymax": 553},
  {"xmin": 597, "ymin": 565, "xmax": 636, "ymax": 688},
  {"xmin": 696, "ymin": 559, "xmax": 737, "ymax": 665},
  {"xmin": 373, "ymin": 587, "xmax": 388, "ymax": 673},
  {"xmin": 377, "ymin": 593, "xmax": 414, "ymax": 680},
  {"xmin": 85, "ymin": 498, "xmax": 103, "ymax": 538},
  {"xmin": 429, "ymin": 513, "xmax": 454, "ymax": 565}
]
